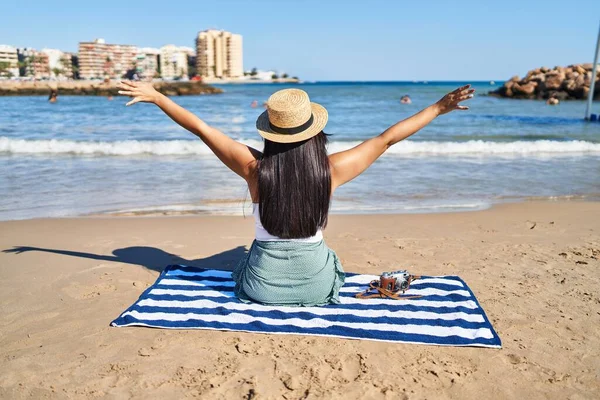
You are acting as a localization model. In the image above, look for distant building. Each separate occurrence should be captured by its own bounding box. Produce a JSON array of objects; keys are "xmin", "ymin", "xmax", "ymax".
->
[
  {"xmin": 196, "ymin": 30, "xmax": 243, "ymax": 79},
  {"xmin": 69, "ymin": 53, "xmax": 79, "ymax": 79},
  {"xmin": 17, "ymin": 48, "xmax": 38, "ymax": 77},
  {"xmin": 65, "ymin": 52, "xmax": 78, "ymax": 79},
  {"xmin": 247, "ymin": 69, "xmax": 279, "ymax": 81},
  {"xmin": 159, "ymin": 45, "xmax": 190, "ymax": 80},
  {"xmin": 78, "ymin": 38, "xmax": 136, "ymax": 80},
  {"xmin": 16, "ymin": 48, "xmax": 50, "ymax": 79},
  {"xmin": 181, "ymin": 46, "xmax": 197, "ymax": 78},
  {"xmin": 0, "ymin": 45, "xmax": 19, "ymax": 78},
  {"xmin": 41, "ymin": 49, "xmax": 73, "ymax": 78},
  {"xmin": 136, "ymin": 47, "xmax": 160, "ymax": 79}
]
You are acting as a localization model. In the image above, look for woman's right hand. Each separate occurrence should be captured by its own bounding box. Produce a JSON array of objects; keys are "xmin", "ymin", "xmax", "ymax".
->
[
  {"xmin": 118, "ymin": 81, "xmax": 161, "ymax": 106},
  {"xmin": 434, "ymin": 84, "xmax": 475, "ymax": 115}
]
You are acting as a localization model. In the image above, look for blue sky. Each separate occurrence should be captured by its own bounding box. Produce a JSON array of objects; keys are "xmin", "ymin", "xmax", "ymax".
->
[{"xmin": 1, "ymin": 0, "xmax": 599, "ymax": 81}]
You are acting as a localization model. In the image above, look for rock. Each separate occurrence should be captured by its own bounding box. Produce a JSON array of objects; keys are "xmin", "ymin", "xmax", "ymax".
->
[
  {"xmin": 545, "ymin": 71, "xmax": 566, "ymax": 90},
  {"xmin": 582, "ymin": 86, "xmax": 590, "ymax": 98},
  {"xmin": 563, "ymin": 79, "xmax": 577, "ymax": 92},
  {"xmin": 513, "ymin": 81, "xmax": 537, "ymax": 96},
  {"xmin": 581, "ymin": 63, "xmax": 593, "ymax": 70},
  {"xmin": 524, "ymin": 70, "xmax": 536, "ymax": 82},
  {"xmin": 487, "ymin": 63, "xmax": 599, "ymax": 100},
  {"xmin": 529, "ymin": 73, "xmax": 546, "ymax": 83},
  {"xmin": 505, "ymin": 86, "xmax": 513, "ymax": 97}
]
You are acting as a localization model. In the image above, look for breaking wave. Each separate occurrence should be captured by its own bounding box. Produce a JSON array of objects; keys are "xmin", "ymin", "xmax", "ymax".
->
[{"xmin": 1, "ymin": 137, "xmax": 600, "ymax": 157}]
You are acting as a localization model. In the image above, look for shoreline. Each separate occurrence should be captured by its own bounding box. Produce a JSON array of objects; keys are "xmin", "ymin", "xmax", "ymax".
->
[
  {"xmin": 1, "ymin": 200, "xmax": 599, "ymax": 398},
  {"xmin": 0, "ymin": 80, "xmax": 223, "ymax": 96},
  {"xmin": 1, "ymin": 195, "xmax": 596, "ymax": 222}
]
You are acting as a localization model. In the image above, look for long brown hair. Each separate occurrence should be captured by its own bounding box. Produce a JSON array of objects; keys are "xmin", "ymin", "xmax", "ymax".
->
[{"xmin": 257, "ymin": 131, "xmax": 331, "ymax": 239}]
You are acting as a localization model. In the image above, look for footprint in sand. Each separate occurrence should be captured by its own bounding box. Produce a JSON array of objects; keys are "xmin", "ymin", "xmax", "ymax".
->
[
  {"xmin": 76, "ymin": 263, "xmax": 121, "ymax": 274},
  {"xmin": 62, "ymin": 282, "xmax": 117, "ymax": 299}
]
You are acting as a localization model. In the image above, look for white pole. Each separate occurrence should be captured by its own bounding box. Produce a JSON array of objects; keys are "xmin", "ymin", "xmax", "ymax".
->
[{"xmin": 585, "ymin": 23, "xmax": 600, "ymax": 120}]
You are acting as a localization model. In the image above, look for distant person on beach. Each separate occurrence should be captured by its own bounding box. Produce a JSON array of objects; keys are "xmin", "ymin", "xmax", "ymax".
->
[
  {"xmin": 250, "ymin": 100, "xmax": 258, "ymax": 108},
  {"xmin": 400, "ymin": 95, "xmax": 412, "ymax": 104},
  {"xmin": 48, "ymin": 90, "xmax": 58, "ymax": 103},
  {"xmin": 118, "ymin": 81, "xmax": 474, "ymax": 306}
]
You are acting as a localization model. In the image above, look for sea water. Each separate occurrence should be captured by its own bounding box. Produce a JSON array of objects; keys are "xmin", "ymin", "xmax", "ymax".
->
[{"xmin": 1, "ymin": 81, "xmax": 599, "ymax": 220}]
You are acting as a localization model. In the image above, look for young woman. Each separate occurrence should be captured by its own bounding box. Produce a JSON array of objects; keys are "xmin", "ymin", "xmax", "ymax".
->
[{"xmin": 118, "ymin": 82, "xmax": 474, "ymax": 306}]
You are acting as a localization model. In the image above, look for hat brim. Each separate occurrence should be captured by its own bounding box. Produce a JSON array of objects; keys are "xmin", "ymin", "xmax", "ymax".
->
[{"xmin": 256, "ymin": 102, "xmax": 328, "ymax": 144}]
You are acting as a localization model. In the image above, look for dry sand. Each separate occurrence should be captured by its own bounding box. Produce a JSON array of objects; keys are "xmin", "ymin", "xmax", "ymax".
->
[{"xmin": 0, "ymin": 201, "xmax": 599, "ymax": 399}]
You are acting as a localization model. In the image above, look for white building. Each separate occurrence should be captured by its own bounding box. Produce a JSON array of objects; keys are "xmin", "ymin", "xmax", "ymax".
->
[
  {"xmin": 0, "ymin": 45, "xmax": 19, "ymax": 78},
  {"xmin": 242, "ymin": 69, "xmax": 280, "ymax": 81},
  {"xmin": 41, "ymin": 48, "xmax": 73, "ymax": 78},
  {"xmin": 159, "ymin": 45, "xmax": 189, "ymax": 80},
  {"xmin": 136, "ymin": 47, "xmax": 160, "ymax": 79}
]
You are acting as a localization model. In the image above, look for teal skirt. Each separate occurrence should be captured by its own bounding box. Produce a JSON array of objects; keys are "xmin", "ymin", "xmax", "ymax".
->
[{"xmin": 232, "ymin": 239, "xmax": 345, "ymax": 307}]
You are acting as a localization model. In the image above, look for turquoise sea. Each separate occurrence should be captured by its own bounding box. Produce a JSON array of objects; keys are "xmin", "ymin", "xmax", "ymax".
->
[{"xmin": 1, "ymin": 81, "xmax": 600, "ymax": 220}]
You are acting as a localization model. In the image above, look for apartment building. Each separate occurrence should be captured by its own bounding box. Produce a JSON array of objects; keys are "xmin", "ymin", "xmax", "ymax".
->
[
  {"xmin": 78, "ymin": 38, "xmax": 136, "ymax": 79},
  {"xmin": 136, "ymin": 47, "xmax": 160, "ymax": 79},
  {"xmin": 17, "ymin": 48, "xmax": 41, "ymax": 78},
  {"xmin": 159, "ymin": 45, "xmax": 190, "ymax": 80},
  {"xmin": 0, "ymin": 45, "xmax": 19, "ymax": 77},
  {"xmin": 196, "ymin": 30, "xmax": 243, "ymax": 79},
  {"xmin": 41, "ymin": 49, "xmax": 74, "ymax": 78}
]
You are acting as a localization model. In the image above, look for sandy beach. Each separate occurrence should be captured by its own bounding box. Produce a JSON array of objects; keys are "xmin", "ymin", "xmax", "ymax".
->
[{"xmin": 0, "ymin": 201, "xmax": 599, "ymax": 399}]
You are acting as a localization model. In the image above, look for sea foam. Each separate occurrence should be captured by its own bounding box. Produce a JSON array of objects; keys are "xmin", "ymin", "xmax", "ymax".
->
[{"xmin": 1, "ymin": 137, "xmax": 600, "ymax": 157}]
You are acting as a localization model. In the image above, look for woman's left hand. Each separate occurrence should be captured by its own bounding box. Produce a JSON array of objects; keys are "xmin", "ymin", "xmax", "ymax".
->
[
  {"xmin": 118, "ymin": 81, "xmax": 161, "ymax": 106},
  {"xmin": 434, "ymin": 84, "xmax": 475, "ymax": 115}
]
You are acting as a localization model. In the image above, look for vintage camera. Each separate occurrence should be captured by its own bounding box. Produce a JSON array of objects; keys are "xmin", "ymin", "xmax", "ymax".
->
[{"xmin": 379, "ymin": 270, "xmax": 412, "ymax": 292}]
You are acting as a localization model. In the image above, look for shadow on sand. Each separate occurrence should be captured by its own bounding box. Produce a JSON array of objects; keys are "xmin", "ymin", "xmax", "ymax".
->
[{"xmin": 2, "ymin": 245, "xmax": 248, "ymax": 273}]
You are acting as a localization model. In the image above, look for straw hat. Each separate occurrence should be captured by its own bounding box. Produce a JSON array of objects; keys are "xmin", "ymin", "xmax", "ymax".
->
[{"xmin": 256, "ymin": 89, "xmax": 328, "ymax": 143}]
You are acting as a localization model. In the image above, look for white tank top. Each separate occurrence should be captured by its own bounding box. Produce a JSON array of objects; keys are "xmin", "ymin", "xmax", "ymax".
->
[{"xmin": 252, "ymin": 203, "xmax": 323, "ymax": 243}]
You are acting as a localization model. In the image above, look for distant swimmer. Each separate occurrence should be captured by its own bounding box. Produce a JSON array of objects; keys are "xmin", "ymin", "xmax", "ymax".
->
[
  {"xmin": 250, "ymin": 100, "xmax": 258, "ymax": 108},
  {"xmin": 400, "ymin": 95, "xmax": 411, "ymax": 104},
  {"xmin": 546, "ymin": 97, "xmax": 559, "ymax": 106},
  {"xmin": 107, "ymin": 95, "xmax": 114, "ymax": 101},
  {"xmin": 48, "ymin": 90, "xmax": 58, "ymax": 103}
]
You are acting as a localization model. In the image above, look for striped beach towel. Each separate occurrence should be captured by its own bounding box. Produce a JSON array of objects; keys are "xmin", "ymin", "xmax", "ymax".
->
[{"xmin": 111, "ymin": 265, "xmax": 501, "ymax": 348}]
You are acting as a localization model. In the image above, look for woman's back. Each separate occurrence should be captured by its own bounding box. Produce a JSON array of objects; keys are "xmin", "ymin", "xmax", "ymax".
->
[
  {"xmin": 119, "ymin": 82, "xmax": 474, "ymax": 306},
  {"xmin": 252, "ymin": 202, "xmax": 323, "ymax": 243}
]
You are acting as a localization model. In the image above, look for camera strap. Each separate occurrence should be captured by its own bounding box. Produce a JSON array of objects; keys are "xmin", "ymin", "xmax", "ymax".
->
[{"xmin": 355, "ymin": 277, "xmax": 422, "ymax": 300}]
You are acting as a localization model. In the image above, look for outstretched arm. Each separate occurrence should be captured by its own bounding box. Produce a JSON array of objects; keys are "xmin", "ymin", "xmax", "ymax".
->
[
  {"xmin": 329, "ymin": 85, "xmax": 474, "ymax": 190},
  {"xmin": 118, "ymin": 81, "xmax": 260, "ymax": 181}
]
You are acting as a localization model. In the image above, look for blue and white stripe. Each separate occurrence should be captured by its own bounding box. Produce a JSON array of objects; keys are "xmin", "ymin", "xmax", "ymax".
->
[{"xmin": 111, "ymin": 265, "xmax": 501, "ymax": 348}]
